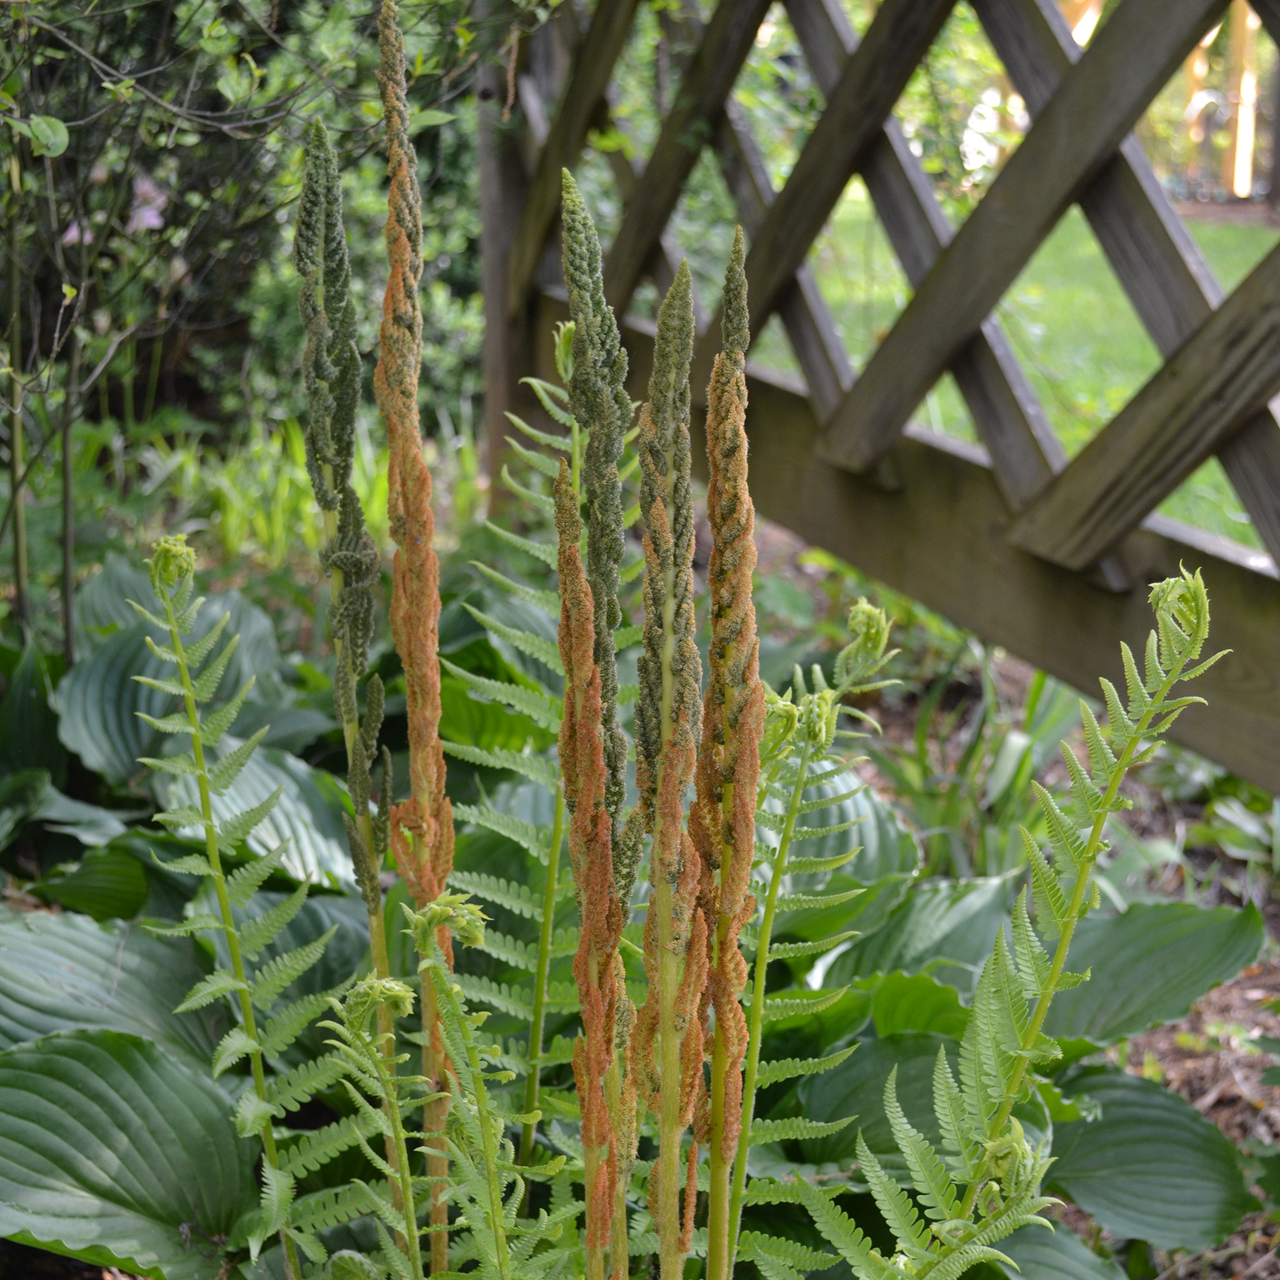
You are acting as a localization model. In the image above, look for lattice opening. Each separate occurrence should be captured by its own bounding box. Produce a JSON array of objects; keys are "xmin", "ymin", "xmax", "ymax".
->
[
  {"xmin": 733, "ymin": 3, "xmax": 821, "ymax": 189},
  {"xmin": 1162, "ymin": 457, "xmax": 1262, "ymax": 548},
  {"xmin": 998, "ymin": 206, "xmax": 1162, "ymax": 459},
  {"xmin": 895, "ymin": 3, "xmax": 1028, "ymax": 221}
]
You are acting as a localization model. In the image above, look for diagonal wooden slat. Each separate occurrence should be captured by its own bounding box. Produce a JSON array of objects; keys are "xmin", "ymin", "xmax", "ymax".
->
[
  {"xmin": 974, "ymin": 0, "xmax": 1280, "ymax": 564},
  {"xmin": 1008, "ymin": 240, "xmax": 1280, "ymax": 569},
  {"xmin": 505, "ymin": 0, "xmax": 641, "ymax": 318},
  {"xmin": 820, "ymin": 0, "xmax": 1230, "ymax": 474},
  {"xmin": 784, "ymin": 0, "xmax": 1064, "ymax": 506},
  {"xmin": 601, "ymin": 0, "xmax": 772, "ymax": 315},
  {"xmin": 739, "ymin": 0, "xmax": 955, "ymax": 340}
]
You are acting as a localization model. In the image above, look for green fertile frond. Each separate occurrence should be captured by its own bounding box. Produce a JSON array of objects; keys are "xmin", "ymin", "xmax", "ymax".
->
[
  {"xmin": 883, "ymin": 1066, "xmax": 958, "ymax": 1222},
  {"xmin": 249, "ymin": 928, "xmax": 337, "ymax": 1007},
  {"xmin": 747, "ymin": 1116, "xmax": 854, "ymax": 1146},
  {"xmin": 440, "ymin": 657, "xmax": 561, "ymax": 731},
  {"xmin": 442, "ymin": 740, "xmax": 558, "ymax": 789},
  {"xmin": 175, "ymin": 967, "xmax": 246, "ymax": 1013},
  {"xmin": 237, "ymin": 882, "xmax": 310, "ymax": 958}
]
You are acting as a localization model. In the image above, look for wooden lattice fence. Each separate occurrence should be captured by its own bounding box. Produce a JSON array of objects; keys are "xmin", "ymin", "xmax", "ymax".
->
[{"xmin": 477, "ymin": 0, "xmax": 1280, "ymax": 792}]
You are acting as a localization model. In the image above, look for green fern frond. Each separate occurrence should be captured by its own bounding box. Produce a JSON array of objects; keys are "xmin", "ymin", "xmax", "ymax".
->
[
  {"xmin": 440, "ymin": 658, "xmax": 561, "ymax": 731},
  {"xmin": 483, "ymin": 521, "xmax": 559, "ymax": 570},
  {"xmin": 761, "ymin": 986, "xmax": 849, "ymax": 1024},
  {"xmin": 755, "ymin": 1045, "xmax": 856, "ymax": 1088},
  {"xmin": 464, "ymin": 605, "xmax": 564, "ymax": 675},
  {"xmin": 747, "ymin": 1116, "xmax": 854, "ymax": 1146},
  {"xmin": 237, "ymin": 882, "xmax": 310, "ymax": 958},
  {"xmin": 469, "ymin": 561, "xmax": 562, "ymax": 615},
  {"xmin": 449, "ymin": 871, "xmax": 546, "ymax": 921},
  {"xmin": 250, "ymin": 929, "xmax": 338, "ymax": 1008},
  {"xmin": 452, "ymin": 803, "xmax": 548, "ymax": 863}
]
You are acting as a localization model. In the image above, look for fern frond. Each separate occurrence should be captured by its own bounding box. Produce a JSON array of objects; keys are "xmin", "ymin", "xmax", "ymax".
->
[
  {"xmin": 237, "ymin": 882, "xmax": 310, "ymax": 958},
  {"xmin": 278, "ymin": 1109, "xmax": 386, "ymax": 1177},
  {"xmin": 441, "ymin": 740, "xmax": 558, "ymax": 789},
  {"xmin": 883, "ymin": 1067, "xmax": 958, "ymax": 1222},
  {"xmin": 761, "ymin": 986, "xmax": 849, "ymax": 1024},
  {"xmin": 773, "ymin": 888, "xmax": 863, "ymax": 913},
  {"xmin": 452, "ymin": 802, "xmax": 547, "ymax": 862},
  {"xmin": 449, "ymin": 870, "xmax": 545, "ymax": 921},
  {"xmin": 266, "ymin": 1053, "xmax": 349, "ymax": 1113},
  {"xmin": 259, "ymin": 990, "xmax": 335, "ymax": 1056},
  {"xmin": 176, "ymin": 968, "xmax": 246, "ymax": 1013},
  {"xmin": 483, "ymin": 520, "xmax": 559, "ymax": 570},
  {"xmin": 440, "ymin": 657, "xmax": 561, "ymax": 731},
  {"xmin": 796, "ymin": 1177, "xmax": 898, "ymax": 1280},
  {"xmin": 755, "ymin": 1044, "xmax": 857, "ymax": 1087},
  {"xmin": 751, "ymin": 931, "xmax": 859, "ymax": 960},
  {"xmin": 857, "ymin": 1132, "xmax": 929, "ymax": 1258},
  {"xmin": 201, "ymin": 678, "xmax": 255, "ymax": 747},
  {"xmin": 225, "ymin": 841, "xmax": 291, "ymax": 907},
  {"xmin": 464, "ymin": 605, "xmax": 563, "ymax": 675},
  {"xmin": 470, "ymin": 560, "xmax": 561, "ymax": 615},
  {"xmin": 748, "ymin": 1115, "xmax": 854, "ymax": 1146},
  {"xmin": 249, "ymin": 928, "xmax": 337, "ymax": 1007},
  {"xmin": 208, "ymin": 727, "xmax": 270, "ymax": 794},
  {"xmin": 217, "ymin": 786, "xmax": 284, "ymax": 851},
  {"xmin": 190, "ymin": 633, "xmax": 240, "ymax": 702}
]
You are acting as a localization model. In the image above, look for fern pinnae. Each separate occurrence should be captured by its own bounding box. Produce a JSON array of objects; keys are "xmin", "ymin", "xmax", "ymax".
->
[{"xmin": 132, "ymin": 537, "xmax": 305, "ymax": 1280}]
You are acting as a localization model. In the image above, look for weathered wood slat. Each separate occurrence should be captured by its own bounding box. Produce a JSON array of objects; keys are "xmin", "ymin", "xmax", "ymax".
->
[
  {"xmin": 974, "ymin": 0, "xmax": 1280, "ymax": 565},
  {"xmin": 710, "ymin": 94, "xmax": 852, "ymax": 418},
  {"xmin": 532, "ymin": 288, "xmax": 1280, "ymax": 793},
  {"xmin": 784, "ymin": 0, "xmax": 1063, "ymax": 503},
  {"xmin": 821, "ymin": 0, "xmax": 1229, "ymax": 474},
  {"xmin": 601, "ymin": 0, "xmax": 771, "ymax": 315},
  {"xmin": 506, "ymin": 0, "xmax": 640, "ymax": 317},
  {"xmin": 1009, "ymin": 240, "xmax": 1280, "ymax": 569},
  {"xmin": 742, "ymin": 0, "xmax": 954, "ymax": 337}
]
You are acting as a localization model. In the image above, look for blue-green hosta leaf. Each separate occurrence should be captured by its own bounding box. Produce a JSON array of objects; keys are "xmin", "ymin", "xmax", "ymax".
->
[
  {"xmin": 869, "ymin": 971, "xmax": 968, "ymax": 1039},
  {"xmin": 0, "ymin": 912, "xmax": 221, "ymax": 1062},
  {"xmin": 996, "ymin": 1223, "xmax": 1126, "ymax": 1280},
  {"xmin": 0, "ymin": 1030, "xmax": 257, "ymax": 1280},
  {"xmin": 27, "ymin": 846, "xmax": 149, "ymax": 922},
  {"xmin": 798, "ymin": 1031, "xmax": 958, "ymax": 1174},
  {"xmin": 1042, "ymin": 902, "xmax": 1264, "ymax": 1046},
  {"xmin": 0, "ymin": 639, "xmax": 67, "ymax": 785},
  {"xmin": 165, "ymin": 740, "xmax": 353, "ymax": 885},
  {"xmin": 826, "ymin": 875, "xmax": 1014, "ymax": 997},
  {"xmin": 1049, "ymin": 1070, "xmax": 1258, "ymax": 1250},
  {"xmin": 73, "ymin": 552, "xmax": 159, "ymax": 654}
]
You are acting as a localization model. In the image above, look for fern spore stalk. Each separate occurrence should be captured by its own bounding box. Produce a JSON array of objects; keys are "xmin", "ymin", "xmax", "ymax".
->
[
  {"xmin": 693, "ymin": 230, "xmax": 764, "ymax": 1280},
  {"xmin": 134, "ymin": 537, "xmax": 302, "ymax": 1280},
  {"xmin": 633, "ymin": 260, "xmax": 706, "ymax": 1280},
  {"xmin": 562, "ymin": 169, "xmax": 631, "ymax": 851},
  {"xmin": 377, "ymin": 2, "xmax": 455, "ymax": 1268},
  {"xmin": 556, "ymin": 459, "xmax": 624, "ymax": 1280}
]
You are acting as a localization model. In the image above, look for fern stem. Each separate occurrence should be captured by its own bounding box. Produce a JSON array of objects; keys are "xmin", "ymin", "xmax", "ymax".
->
[
  {"xmin": 363, "ymin": 1018, "xmax": 425, "ymax": 1279},
  {"xmin": 727, "ymin": 739, "xmax": 812, "ymax": 1262},
  {"xmin": 160, "ymin": 595, "xmax": 301, "ymax": 1280},
  {"xmin": 519, "ymin": 781, "xmax": 566, "ymax": 1207},
  {"xmin": 957, "ymin": 660, "xmax": 1188, "ymax": 1219}
]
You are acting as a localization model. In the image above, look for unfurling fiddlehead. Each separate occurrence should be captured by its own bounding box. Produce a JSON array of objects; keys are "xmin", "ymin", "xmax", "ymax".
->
[
  {"xmin": 556, "ymin": 460, "xmax": 625, "ymax": 1280},
  {"xmin": 693, "ymin": 229, "xmax": 765, "ymax": 1280},
  {"xmin": 376, "ymin": 2, "xmax": 454, "ymax": 1268},
  {"xmin": 632, "ymin": 260, "xmax": 707, "ymax": 1280}
]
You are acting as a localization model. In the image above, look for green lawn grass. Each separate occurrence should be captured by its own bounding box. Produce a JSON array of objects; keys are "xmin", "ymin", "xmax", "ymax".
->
[{"xmin": 752, "ymin": 186, "xmax": 1280, "ymax": 551}]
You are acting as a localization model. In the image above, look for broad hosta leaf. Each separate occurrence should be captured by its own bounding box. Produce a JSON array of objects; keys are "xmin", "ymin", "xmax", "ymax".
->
[
  {"xmin": 28, "ymin": 847, "xmax": 149, "ymax": 921},
  {"xmin": 0, "ymin": 1030, "xmax": 257, "ymax": 1279},
  {"xmin": 56, "ymin": 624, "xmax": 169, "ymax": 785},
  {"xmin": 0, "ymin": 639, "xmax": 67, "ymax": 785},
  {"xmin": 74, "ymin": 552, "xmax": 159, "ymax": 654},
  {"xmin": 869, "ymin": 971, "xmax": 968, "ymax": 1038},
  {"xmin": 997, "ymin": 1223, "xmax": 1125, "ymax": 1280},
  {"xmin": 0, "ymin": 770, "xmax": 51, "ymax": 853},
  {"xmin": 58, "ymin": 591, "xmax": 290, "ymax": 786},
  {"xmin": 0, "ymin": 912, "xmax": 221, "ymax": 1062},
  {"xmin": 30, "ymin": 785, "xmax": 130, "ymax": 848},
  {"xmin": 166, "ymin": 741, "xmax": 353, "ymax": 885},
  {"xmin": 1050, "ymin": 1069, "xmax": 1258, "ymax": 1250},
  {"xmin": 1042, "ymin": 902, "xmax": 1264, "ymax": 1045},
  {"xmin": 826, "ymin": 876, "xmax": 1013, "ymax": 996},
  {"xmin": 797, "ymin": 1031, "xmax": 956, "ymax": 1172}
]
